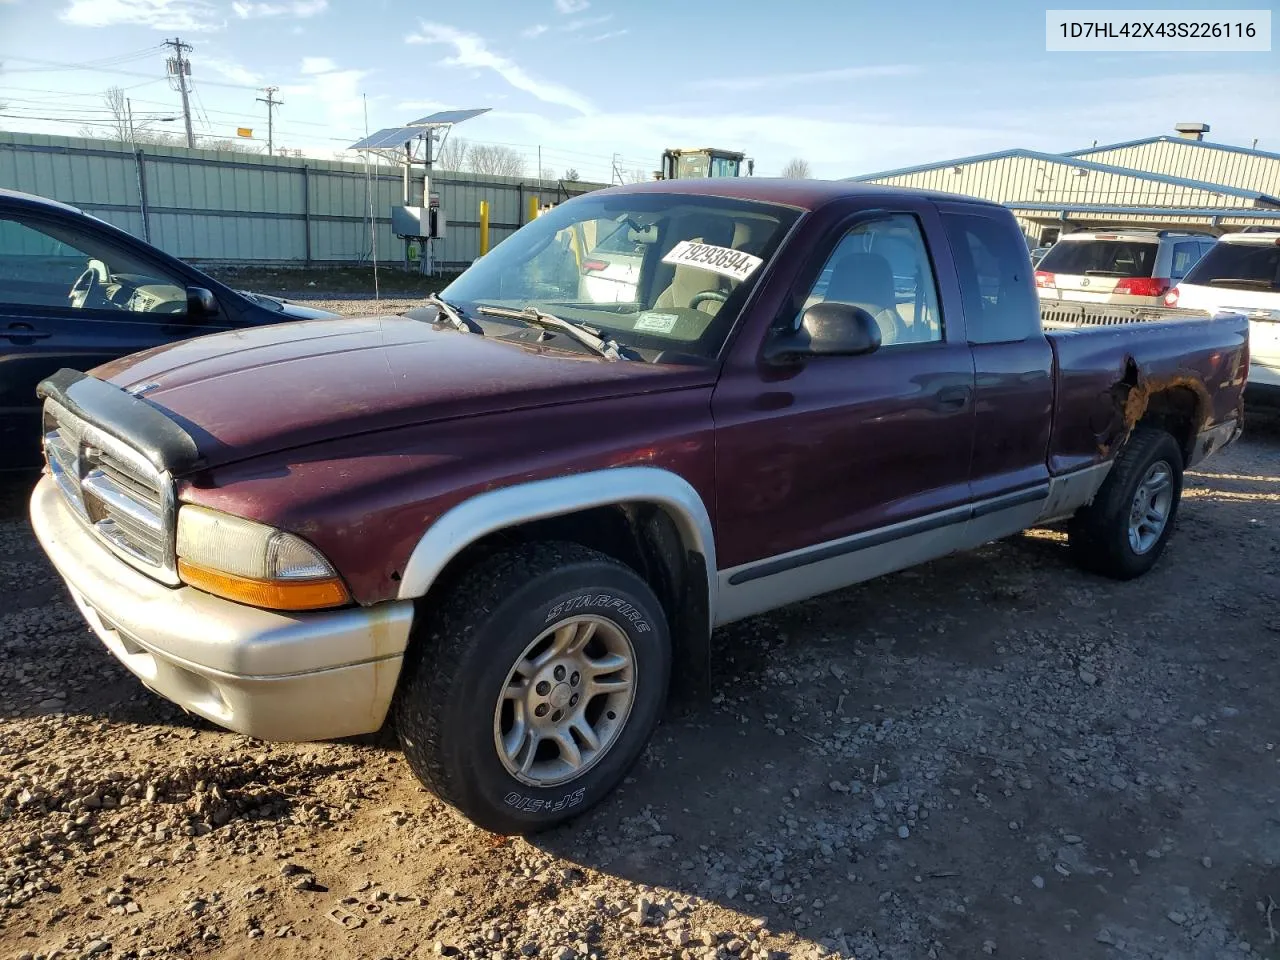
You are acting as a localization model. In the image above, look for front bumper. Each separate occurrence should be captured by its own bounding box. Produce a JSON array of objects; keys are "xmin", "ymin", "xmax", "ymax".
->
[{"xmin": 30, "ymin": 476, "xmax": 414, "ymax": 742}]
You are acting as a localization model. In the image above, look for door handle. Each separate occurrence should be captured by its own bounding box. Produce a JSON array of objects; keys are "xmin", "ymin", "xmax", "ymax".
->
[
  {"xmin": 3, "ymin": 323, "xmax": 52, "ymax": 342},
  {"xmin": 935, "ymin": 385, "xmax": 972, "ymax": 410}
]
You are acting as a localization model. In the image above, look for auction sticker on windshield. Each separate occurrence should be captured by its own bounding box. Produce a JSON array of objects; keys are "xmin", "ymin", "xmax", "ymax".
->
[
  {"xmin": 633, "ymin": 311, "xmax": 680, "ymax": 334},
  {"xmin": 661, "ymin": 241, "xmax": 763, "ymax": 282}
]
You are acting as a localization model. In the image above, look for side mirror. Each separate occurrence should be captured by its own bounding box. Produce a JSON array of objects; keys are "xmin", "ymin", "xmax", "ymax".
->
[
  {"xmin": 186, "ymin": 286, "xmax": 220, "ymax": 318},
  {"xmin": 764, "ymin": 301, "xmax": 882, "ymax": 364}
]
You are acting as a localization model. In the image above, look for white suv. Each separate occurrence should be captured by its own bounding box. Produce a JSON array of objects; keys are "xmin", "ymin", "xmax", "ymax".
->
[
  {"xmin": 1166, "ymin": 232, "xmax": 1280, "ymax": 404},
  {"xmin": 1034, "ymin": 230, "xmax": 1216, "ymax": 307}
]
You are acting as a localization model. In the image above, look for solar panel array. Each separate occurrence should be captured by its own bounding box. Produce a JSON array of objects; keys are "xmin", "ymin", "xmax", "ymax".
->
[
  {"xmin": 349, "ymin": 108, "xmax": 492, "ymax": 151},
  {"xmin": 408, "ymin": 108, "xmax": 491, "ymax": 126},
  {"xmin": 349, "ymin": 127, "xmax": 430, "ymax": 151}
]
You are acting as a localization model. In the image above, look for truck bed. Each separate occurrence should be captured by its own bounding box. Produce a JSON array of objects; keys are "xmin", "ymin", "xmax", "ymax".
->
[{"xmin": 1044, "ymin": 308, "xmax": 1249, "ymax": 476}]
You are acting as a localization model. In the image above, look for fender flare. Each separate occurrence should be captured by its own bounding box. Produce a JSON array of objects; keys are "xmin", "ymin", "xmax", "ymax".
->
[{"xmin": 395, "ymin": 466, "xmax": 718, "ymax": 627}]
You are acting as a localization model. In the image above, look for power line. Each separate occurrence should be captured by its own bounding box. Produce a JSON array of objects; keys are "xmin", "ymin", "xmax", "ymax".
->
[
  {"xmin": 0, "ymin": 112, "xmax": 179, "ymax": 123},
  {"xmin": 0, "ymin": 55, "xmax": 260, "ymax": 90}
]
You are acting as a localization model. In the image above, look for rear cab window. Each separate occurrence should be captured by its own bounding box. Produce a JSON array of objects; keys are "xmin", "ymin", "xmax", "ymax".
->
[
  {"xmin": 941, "ymin": 209, "xmax": 1041, "ymax": 343},
  {"xmin": 1036, "ymin": 239, "xmax": 1157, "ymax": 278}
]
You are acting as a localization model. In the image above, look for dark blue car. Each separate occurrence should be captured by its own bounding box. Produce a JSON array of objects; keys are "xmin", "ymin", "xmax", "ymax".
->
[{"xmin": 0, "ymin": 188, "xmax": 337, "ymax": 469}]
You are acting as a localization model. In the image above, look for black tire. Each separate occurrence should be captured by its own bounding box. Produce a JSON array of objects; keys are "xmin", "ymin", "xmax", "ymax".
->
[
  {"xmin": 393, "ymin": 541, "xmax": 670, "ymax": 834},
  {"xmin": 1068, "ymin": 426, "xmax": 1184, "ymax": 580}
]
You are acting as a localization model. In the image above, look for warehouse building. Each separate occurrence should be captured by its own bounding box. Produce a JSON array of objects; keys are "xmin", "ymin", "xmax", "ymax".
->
[{"xmin": 850, "ymin": 123, "xmax": 1280, "ymax": 247}]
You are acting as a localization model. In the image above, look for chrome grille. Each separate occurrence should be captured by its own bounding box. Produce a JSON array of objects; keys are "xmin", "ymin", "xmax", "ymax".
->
[{"xmin": 42, "ymin": 400, "xmax": 179, "ymax": 584}]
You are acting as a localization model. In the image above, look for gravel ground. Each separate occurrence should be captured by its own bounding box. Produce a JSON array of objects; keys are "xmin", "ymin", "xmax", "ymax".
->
[{"xmin": 2, "ymin": 299, "xmax": 1279, "ymax": 960}]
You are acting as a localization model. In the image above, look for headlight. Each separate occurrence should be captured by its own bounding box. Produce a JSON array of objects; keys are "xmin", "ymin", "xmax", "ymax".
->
[{"xmin": 175, "ymin": 505, "xmax": 351, "ymax": 611}]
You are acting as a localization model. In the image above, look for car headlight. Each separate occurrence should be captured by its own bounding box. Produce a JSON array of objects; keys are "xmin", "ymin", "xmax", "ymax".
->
[{"xmin": 175, "ymin": 505, "xmax": 351, "ymax": 611}]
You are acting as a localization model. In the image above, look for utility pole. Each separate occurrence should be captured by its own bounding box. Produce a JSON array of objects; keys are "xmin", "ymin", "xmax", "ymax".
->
[
  {"xmin": 126, "ymin": 98, "xmax": 135, "ymax": 143},
  {"xmin": 164, "ymin": 37, "xmax": 195, "ymax": 149},
  {"xmin": 256, "ymin": 86, "xmax": 282, "ymax": 156}
]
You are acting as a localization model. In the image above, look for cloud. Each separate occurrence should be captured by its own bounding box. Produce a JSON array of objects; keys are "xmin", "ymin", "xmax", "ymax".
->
[
  {"xmin": 692, "ymin": 64, "xmax": 922, "ymax": 93},
  {"xmin": 280, "ymin": 61, "xmax": 370, "ymax": 125},
  {"xmin": 59, "ymin": 0, "xmax": 221, "ymax": 30},
  {"xmin": 300, "ymin": 56, "xmax": 336, "ymax": 74},
  {"xmin": 588, "ymin": 29, "xmax": 627, "ymax": 42},
  {"xmin": 522, "ymin": 12, "xmax": 610, "ymax": 40},
  {"xmin": 203, "ymin": 56, "xmax": 263, "ymax": 86},
  {"xmin": 231, "ymin": 0, "xmax": 326, "ymax": 17},
  {"xmin": 562, "ymin": 13, "xmax": 610, "ymax": 31},
  {"xmin": 553, "ymin": 0, "xmax": 588, "ymax": 12},
  {"xmin": 406, "ymin": 21, "xmax": 595, "ymax": 116}
]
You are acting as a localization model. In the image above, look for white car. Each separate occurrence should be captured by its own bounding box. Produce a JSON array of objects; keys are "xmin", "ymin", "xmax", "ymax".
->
[
  {"xmin": 1166, "ymin": 232, "xmax": 1280, "ymax": 404},
  {"xmin": 1035, "ymin": 230, "xmax": 1216, "ymax": 308}
]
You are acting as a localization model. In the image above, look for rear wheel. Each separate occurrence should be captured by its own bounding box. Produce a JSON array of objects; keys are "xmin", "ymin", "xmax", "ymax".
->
[
  {"xmin": 1068, "ymin": 426, "xmax": 1184, "ymax": 580},
  {"xmin": 393, "ymin": 542, "xmax": 670, "ymax": 834}
]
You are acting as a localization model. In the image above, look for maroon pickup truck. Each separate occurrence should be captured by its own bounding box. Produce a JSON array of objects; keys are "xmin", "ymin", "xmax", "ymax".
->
[{"xmin": 29, "ymin": 179, "xmax": 1248, "ymax": 834}]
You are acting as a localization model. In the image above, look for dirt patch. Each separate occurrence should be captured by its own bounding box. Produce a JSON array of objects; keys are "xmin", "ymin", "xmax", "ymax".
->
[{"xmin": 2, "ymin": 412, "xmax": 1279, "ymax": 960}]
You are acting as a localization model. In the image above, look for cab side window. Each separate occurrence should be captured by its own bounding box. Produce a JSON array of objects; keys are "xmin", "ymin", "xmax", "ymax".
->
[
  {"xmin": 942, "ymin": 211, "xmax": 1040, "ymax": 344},
  {"xmin": 0, "ymin": 213, "xmax": 189, "ymax": 316},
  {"xmin": 0, "ymin": 218, "xmax": 89, "ymax": 309},
  {"xmin": 800, "ymin": 214, "xmax": 943, "ymax": 347}
]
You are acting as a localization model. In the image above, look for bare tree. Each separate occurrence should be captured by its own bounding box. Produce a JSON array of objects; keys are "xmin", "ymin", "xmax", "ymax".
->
[
  {"xmin": 625, "ymin": 167, "xmax": 651, "ymax": 184},
  {"xmin": 780, "ymin": 157, "xmax": 812, "ymax": 178},
  {"xmin": 467, "ymin": 143, "xmax": 526, "ymax": 178},
  {"xmin": 539, "ymin": 166, "xmax": 558, "ymax": 183},
  {"xmin": 435, "ymin": 135, "xmax": 469, "ymax": 171},
  {"xmin": 562, "ymin": 167, "xmax": 580, "ymax": 182},
  {"xmin": 199, "ymin": 137, "xmax": 255, "ymax": 153},
  {"xmin": 74, "ymin": 86, "xmax": 137, "ymax": 142}
]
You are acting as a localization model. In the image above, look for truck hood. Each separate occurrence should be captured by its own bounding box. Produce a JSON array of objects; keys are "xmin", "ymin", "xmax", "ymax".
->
[{"xmin": 91, "ymin": 314, "xmax": 711, "ymax": 471}]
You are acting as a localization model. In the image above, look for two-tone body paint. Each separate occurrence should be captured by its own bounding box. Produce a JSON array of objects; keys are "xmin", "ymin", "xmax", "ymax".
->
[{"xmin": 86, "ymin": 178, "xmax": 1248, "ymax": 615}]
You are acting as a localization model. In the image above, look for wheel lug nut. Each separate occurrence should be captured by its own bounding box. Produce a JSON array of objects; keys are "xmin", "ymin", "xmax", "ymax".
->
[
  {"xmin": 570, "ymin": 694, "xmax": 579, "ymax": 706},
  {"xmin": 554, "ymin": 665, "xmax": 566, "ymax": 681},
  {"xmin": 570, "ymin": 671, "xmax": 580, "ymax": 686},
  {"xmin": 551, "ymin": 709, "xmax": 563, "ymax": 723},
  {"xmin": 534, "ymin": 704, "xmax": 548, "ymax": 717},
  {"xmin": 536, "ymin": 681, "xmax": 551, "ymax": 695}
]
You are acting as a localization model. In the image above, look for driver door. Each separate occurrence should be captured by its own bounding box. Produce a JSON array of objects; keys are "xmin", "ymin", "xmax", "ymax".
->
[{"xmin": 0, "ymin": 210, "xmax": 202, "ymax": 469}]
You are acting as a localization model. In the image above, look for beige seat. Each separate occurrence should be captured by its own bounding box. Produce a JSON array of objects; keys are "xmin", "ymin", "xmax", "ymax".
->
[
  {"xmin": 821, "ymin": 251, "xmax": 905, "ymax": 346},
  {"xmin": 654, "ymin": 249, "xmax": 724, "ymax": 313},
  {"xmin": 654, "ymin": 218, "xmax": 766, "ymax": 316}
]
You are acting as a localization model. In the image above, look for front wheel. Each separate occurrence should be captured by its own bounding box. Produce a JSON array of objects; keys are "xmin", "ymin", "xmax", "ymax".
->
[
  {"xmin": 393, "ymin": 542, "xmax": 671, "ymax": 834},
  {"xmin": 1068, "ymin": 426, "xmax": 1184, "ymax": 580}
]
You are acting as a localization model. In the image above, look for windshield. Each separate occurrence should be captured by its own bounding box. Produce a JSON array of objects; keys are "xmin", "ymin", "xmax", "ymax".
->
[
  {"xmin": 1037, "ymin": 239, "xmax": 1157, "ymax": 277},
  {"xmin": 1184, "ymin": 241, "xmax": 1280, "ymax": 291},
  {"xmin": 441, "ymin": 192, "xmax": 800, "ymax": 361}
]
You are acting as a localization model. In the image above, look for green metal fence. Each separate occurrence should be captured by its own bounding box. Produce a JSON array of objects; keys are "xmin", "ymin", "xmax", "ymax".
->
[{"xmin": 0, "ymin": 132, "xmax": 605, "ymax": 269}]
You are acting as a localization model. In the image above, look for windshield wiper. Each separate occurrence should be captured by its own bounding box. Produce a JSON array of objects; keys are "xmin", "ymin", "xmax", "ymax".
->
[
  {"xmin": 1206, "ymin": 278, "xmax": 1279, "ymax": 289},
  {"xmin": 426, "ymin": 293, "xmax": 479, "ymax": 333},
  {"xmin": 476, "ymin": 305, "xmax": 630, "ymax": 360}
]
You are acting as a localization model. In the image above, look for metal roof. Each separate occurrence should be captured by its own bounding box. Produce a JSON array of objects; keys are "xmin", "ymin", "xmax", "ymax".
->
[
  {"xmin": 1065, "ymin": 135, "xmax": 1280, "ymax": 164},
  {"xmin": 1004, "ymin": 202, "xmax": 1280, "ymax": 220},
  {"xmin": 849, "ymin": 148, "xmax": 1280, "ymax": 204}
]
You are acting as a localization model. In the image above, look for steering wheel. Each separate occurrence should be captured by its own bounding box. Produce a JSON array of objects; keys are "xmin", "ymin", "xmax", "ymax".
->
[
  {"xmin": 68, "ymin": 259, "xmax": 110, "ymax": 310},
  {"xmin": 689, "ymin": 289, "xmax": 729, "ymax": 310}
]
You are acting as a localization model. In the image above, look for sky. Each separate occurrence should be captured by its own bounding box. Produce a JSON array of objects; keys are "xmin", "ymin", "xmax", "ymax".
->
[{"xmin": 0, "ymin": 0, "xmax": 1277, "ymax": 182}]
